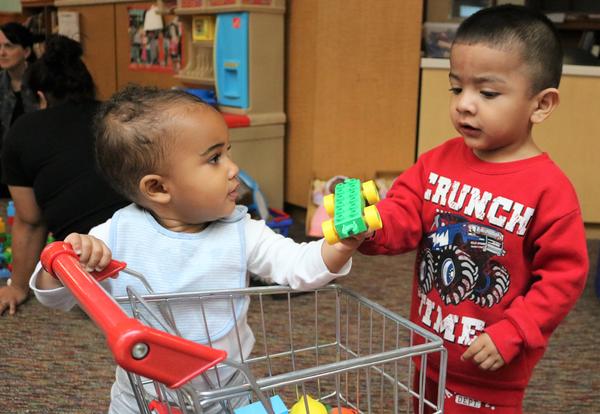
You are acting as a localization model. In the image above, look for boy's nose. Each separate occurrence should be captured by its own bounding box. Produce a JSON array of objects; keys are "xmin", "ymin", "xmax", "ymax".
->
[{"xmin": 455, "ymin": 93, "xmax": 476, "ymax": 115}]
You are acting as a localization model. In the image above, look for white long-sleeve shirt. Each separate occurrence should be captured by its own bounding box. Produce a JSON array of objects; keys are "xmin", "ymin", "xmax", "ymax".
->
[{"xmin": 31, "ymin": 206, "xmax": 351, "ymax": 413}]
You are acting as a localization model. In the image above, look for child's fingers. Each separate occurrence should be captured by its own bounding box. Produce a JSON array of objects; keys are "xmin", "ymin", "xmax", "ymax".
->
[
  {"xmin": 64, "ymin": 233, "xmax": 83, "ymax": 255},
  {"xmin": 84, "ymin": 239, "xmax": 112, "ymax": 271},
  {"xmin": 95, "ymin": 243, "xmax": 113, "ymax": 271},
  {"xmin": 472, "ymin": 349, "xmax": 491, "ymax": 365},
  {"xmin": 76, "ymin": 236, "xmax": 94, "ymax": 264},
  {"xmin": 477, "ymin": 355, "xmax": 496, "ymax": 370},
  {"xmin": 490, "ymin": 359, "xmax": 505, "ymax": 371},
  {"xmin": 461, "ymin": 338, "xmax": 483, "ymax": 361}
]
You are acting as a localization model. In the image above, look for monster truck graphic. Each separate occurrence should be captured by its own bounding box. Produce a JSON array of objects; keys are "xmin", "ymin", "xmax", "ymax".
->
[{"xmin": 418, "ymin": 213, "xmax": 510, "ymax": 307}]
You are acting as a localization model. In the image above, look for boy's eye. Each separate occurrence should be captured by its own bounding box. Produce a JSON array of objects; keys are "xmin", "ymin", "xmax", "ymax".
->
[
  {"xmin": 480, "ymin": 90, "xmax": 500, "ymax": 98},
  {"xmin": 209, "ymin": 153, "xmax": 222, "ymax": 164},
  {"xmin": 449, "ymin": 87, "xmax": 462, "ymax": 95}
]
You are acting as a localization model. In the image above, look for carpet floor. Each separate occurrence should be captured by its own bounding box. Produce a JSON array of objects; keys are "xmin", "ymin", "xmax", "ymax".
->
[{"xmin": 1, "ymin": 209, "xmax": 598, "ymax": 413}]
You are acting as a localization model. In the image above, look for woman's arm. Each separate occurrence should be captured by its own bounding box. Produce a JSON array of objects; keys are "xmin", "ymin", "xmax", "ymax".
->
[{"xmin": 0, "ymin": 186, "xmax": 48, "ymax": 315}]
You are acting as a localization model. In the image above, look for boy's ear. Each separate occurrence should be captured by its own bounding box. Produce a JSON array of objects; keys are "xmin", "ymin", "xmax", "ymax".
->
[
  {"xmin": 139, "ymin": 174, "xmax": 171, "ymax": 205},
  {"xmin": 530, "ymin": 88, "xmax": 560, "ymax": 124}
]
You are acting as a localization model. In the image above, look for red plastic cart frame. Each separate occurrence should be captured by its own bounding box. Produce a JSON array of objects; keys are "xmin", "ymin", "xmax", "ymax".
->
[{"xmin": 40, "ymin": 241, "xmax": 226, "ymax": 389}]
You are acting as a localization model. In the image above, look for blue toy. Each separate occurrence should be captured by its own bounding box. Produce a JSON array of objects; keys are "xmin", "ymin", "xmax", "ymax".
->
[
  {"xmin": 234, "ymin": 395, "xmax": 288, "ymax": 414},
  {"xmin": 237, "ymin": 170, "xmax": 293, "ymax": 236},
  {"xmin": 183, "ymin": 88, "xmax": 218, "ymax": 106}
]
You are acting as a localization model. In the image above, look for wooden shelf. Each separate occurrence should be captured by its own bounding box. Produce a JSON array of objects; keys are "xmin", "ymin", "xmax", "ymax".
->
[
  {"xmin": 174, "ymin": 73, "xmax": 215, "ymax": 85},
  {"xmin": 556, "ymin": 20, "xmax": 600, "ymax": 31},
  {"xmin": 21, "ymin": 0, "xmax": 55, "ymax": 6}
]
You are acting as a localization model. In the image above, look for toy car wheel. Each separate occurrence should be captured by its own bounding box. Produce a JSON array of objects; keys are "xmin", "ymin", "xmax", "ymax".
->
[
  {"xmin": 418, "ymin": 248, "xmax": 434, "ymax": 294},
  {"xmin": 323, "ymin": 194, "xmax": 335, "ymax": 217},
  {"xmin": 322, "ymin": 219, "xmax": 340, "ymax": 245},
  {"xmin": 363, "ymin": 205, "xmax": 383, "ymax": 231},
  {"xmin": 434, "ymin": 245, "xmax": 477, "ymax": 305},
  {"xmin": 362, "ymin": 180, "xmax": 380, "ymax": 205},
  {"xmin": 470, "ymin": 261, "xmax": 510, "ymax": 307}
]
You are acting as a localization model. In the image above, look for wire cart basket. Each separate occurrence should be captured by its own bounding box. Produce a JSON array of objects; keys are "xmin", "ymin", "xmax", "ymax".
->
[{"xmin": 41, "ymin": 242, "xmax": 447, "ymax": 414}]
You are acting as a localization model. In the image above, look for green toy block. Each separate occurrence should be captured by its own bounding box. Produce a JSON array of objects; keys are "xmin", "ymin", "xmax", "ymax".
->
[{"xmin": 333, "ymin": 178, "xmax": 368, "ymax": 239}]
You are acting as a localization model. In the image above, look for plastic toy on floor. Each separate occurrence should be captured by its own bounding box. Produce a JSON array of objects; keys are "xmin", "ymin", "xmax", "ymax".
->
[
  {"xmin": 0, "ymin": 200, "xmax": 55, "ymax": 281},
  {"xmin": 290, "ymin": 395, "xmax": 327, "ymax": 414},
  {"xmin": 321, "ymin": 178, "xmax": 383, "ymax": 245},
  {"xmin": 234, "ymin": 395, "xmax": 288, "ymax": 414},
  {"xmin": 237, "ymin": 170, "xmax": 293, "ymax": 236}
]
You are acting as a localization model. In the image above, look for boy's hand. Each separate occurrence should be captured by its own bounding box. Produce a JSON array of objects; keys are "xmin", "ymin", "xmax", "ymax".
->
[
  {"xmin": 65, "ymin": 233, "xmax": 112, "ymax": 273},
  {"xmin": 461, "ymin": 333, "xmax": 505, "ymax": 371}
]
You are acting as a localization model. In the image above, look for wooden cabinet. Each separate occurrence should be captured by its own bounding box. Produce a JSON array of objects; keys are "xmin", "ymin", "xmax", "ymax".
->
[
  {"xmin": 55, "ymin": 0, "xmax": 183, "ymax": 100},
  {"xmin": 285, "ymin": 0, "xmax": 424, "ymax": 207},
  {"xmin": 418, "ymin": 59, "xmax": 600, "ymax": 225}
]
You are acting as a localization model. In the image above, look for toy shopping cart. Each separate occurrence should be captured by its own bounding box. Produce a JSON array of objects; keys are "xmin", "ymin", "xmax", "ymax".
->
[{"xmin": 41, "ymin": 242, "xmax": 447, "ymax": 414}]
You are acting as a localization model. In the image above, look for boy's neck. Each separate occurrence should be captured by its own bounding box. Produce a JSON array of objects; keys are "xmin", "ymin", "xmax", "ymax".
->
[{"xmin": 472, "ymin": 138, "xmax": 542, "ymax": 163}]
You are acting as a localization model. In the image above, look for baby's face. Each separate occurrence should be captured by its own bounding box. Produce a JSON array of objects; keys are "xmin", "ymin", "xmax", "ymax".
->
[
  {"xmin": 449, "ymin": 43, "xmax": 539, "ymax": 161},
  {"xmin": 162, "ymin": 106, "xmax": 240, "ymax": 227}
]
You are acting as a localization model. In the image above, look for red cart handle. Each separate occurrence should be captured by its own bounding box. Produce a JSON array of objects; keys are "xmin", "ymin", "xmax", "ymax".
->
[{"xmin": 40, "ymin": 241, "xmax": 227, "ymax": 389}]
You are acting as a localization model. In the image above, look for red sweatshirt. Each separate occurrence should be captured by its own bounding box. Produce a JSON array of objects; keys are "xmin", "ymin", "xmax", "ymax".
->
[{"xmin": 359, "ymin": 138, "xmax": 588, "ymax": 405}]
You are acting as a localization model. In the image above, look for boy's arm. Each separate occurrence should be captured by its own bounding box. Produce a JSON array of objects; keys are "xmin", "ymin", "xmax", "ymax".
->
[
  {"xmin": 483, "ymin": 210, "xmax": 588, "ymax": 365},
  {"xmin": 359, "ymin": 162, "xmax": 425, "ymax": 255}
]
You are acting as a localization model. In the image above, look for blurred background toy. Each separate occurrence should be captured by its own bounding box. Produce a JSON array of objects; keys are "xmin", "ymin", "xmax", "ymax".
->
[{"xmin": 237, "ymin": 170, "xmax": 293, "ymax": 236}]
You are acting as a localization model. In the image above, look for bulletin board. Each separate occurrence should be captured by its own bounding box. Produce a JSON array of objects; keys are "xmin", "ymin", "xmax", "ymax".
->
[{"xmin": 127, "ymin": 5, "xmax": 183, "ymax": 73}]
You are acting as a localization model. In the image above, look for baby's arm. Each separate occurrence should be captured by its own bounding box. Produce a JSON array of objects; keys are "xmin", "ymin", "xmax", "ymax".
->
[
  {"xmin": 246, "ymin": 218, "xmax": 358, "ymax": 290},
  {"xmin": 320, "ymin": 233, "xmax": 368, "ymax": 274},
  {"xmin": 36, "ymin": 233, "xmax": 113, "ymax": 290}
]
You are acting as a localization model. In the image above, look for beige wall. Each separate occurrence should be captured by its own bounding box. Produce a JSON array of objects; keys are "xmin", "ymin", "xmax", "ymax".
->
[{"xmin": 285, "ymin": 0, "xmax": 424, "ymax": 206}]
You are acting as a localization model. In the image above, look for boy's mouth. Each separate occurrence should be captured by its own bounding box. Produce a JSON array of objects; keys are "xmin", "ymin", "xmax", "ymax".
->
[{"xmin": 459, "ymin": 122, "xmax": 481, "ymax": 136}]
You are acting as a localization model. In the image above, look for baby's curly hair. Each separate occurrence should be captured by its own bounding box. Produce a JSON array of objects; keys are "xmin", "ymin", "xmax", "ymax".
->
[{"xmin": 94, "ymin": 85, "xmax": 211, "ymax": 202}]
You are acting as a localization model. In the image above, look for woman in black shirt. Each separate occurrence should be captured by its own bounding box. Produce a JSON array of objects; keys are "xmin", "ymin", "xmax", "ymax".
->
[{"xmin": 0, "ymin": 35, "xmax": 127, "ymax": 315}]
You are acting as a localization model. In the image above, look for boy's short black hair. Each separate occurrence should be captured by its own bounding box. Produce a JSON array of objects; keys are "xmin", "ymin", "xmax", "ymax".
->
[
  {"xmin": 94, "ymin": 84, "xmax": 211, "ymax": 202},
  {"xmin": 453, "ymin": 5, "xmax": 563, "ymax": 93}
]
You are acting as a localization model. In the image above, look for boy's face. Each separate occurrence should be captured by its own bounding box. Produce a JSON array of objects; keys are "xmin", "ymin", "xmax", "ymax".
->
[
  {"xmin": 449, "ymin": 43, "xmax": 539, "ymax": 161},
  {"xmin": 161, "ymin": 106, "xmax": 240, "ymax": 226}
]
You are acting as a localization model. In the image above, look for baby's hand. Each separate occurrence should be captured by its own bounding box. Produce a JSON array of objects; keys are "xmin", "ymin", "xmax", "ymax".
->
[
  {"xmin": 461, "ymin": 333, "xmax": 505, "ymax": 371},
  {"xmin": 334, "ymin": 230, "xmax": 373, "ymax": 253},
  {"xmin": 64, "ymin": 233, "xmax": 112, "ymax": 273}
]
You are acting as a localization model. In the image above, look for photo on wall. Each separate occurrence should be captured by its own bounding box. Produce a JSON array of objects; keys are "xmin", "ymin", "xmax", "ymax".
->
[{"xmin": 128, "ymin": 5, "xmax": 183, "ymax": 73}]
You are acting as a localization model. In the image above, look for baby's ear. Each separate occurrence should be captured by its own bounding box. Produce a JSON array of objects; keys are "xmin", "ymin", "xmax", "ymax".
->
[
  {"xmin": 531, "ymin": 87, "xmax": 560, "ymax": 124},
  {"xmin": 139, "ymin": 174, "xmax": 170, "ymax": 204}
]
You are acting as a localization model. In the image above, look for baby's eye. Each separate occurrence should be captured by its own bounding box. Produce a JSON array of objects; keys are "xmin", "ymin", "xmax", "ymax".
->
[
  {"xmin": 209, "ymin": 153, "xmax": 222, "ymax": 164},
  {"xmin": 449, "ymin": 87, "xmax": 462, "ymax": 95},
  {"xmin": 481, "ymin": 90, "xmax": 500, "ymax": 99}
]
